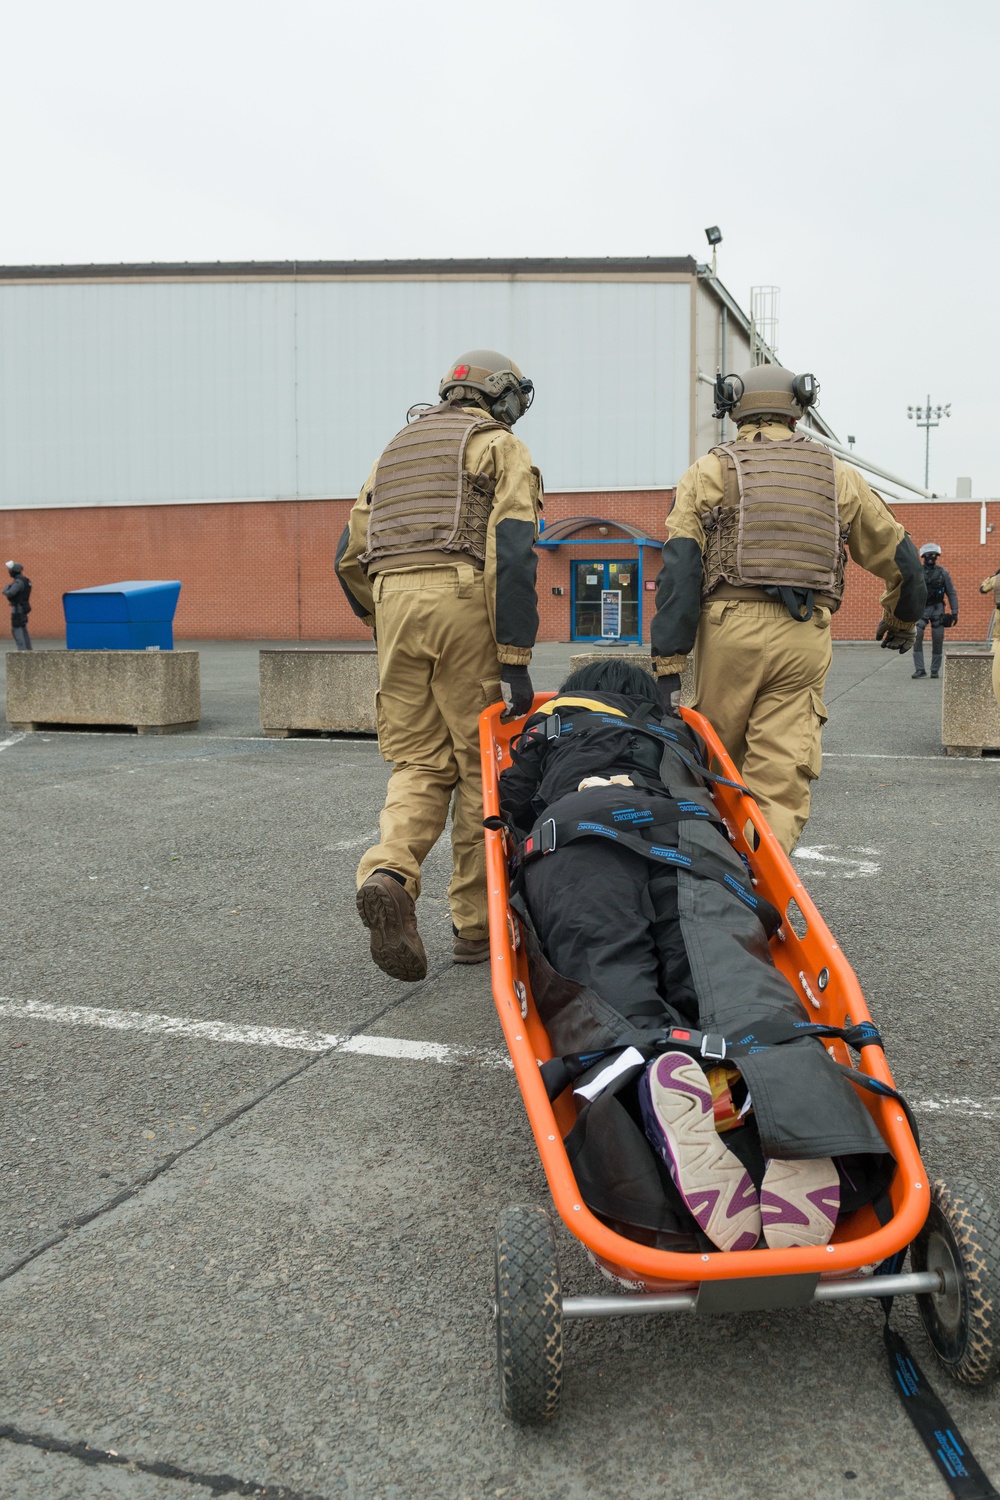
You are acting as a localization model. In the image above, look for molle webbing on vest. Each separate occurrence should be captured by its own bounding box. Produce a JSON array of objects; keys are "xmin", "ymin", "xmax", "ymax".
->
[
  {"xmin": 704, "ymin": 436, "xmax": 844, "ymax": 604},
  {"xmin": 360, "ymin": 405, "xmax": 505, "ymax": 575}
]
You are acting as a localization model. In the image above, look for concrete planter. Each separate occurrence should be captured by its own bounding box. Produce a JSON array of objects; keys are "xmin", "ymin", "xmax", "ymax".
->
[
  {"xmin": 942, "ymin": 650, "xmax": 1000, "ymax": 756},
  {"xmin": 567, "ymin": 649, "xmax": 694, "ymax": 705},
  {"xmin": 259, "ymin": 648, "xmax": 379, "ymax": 737},
  {"xmin": 6, "ymin": 650, "xmax": 200, "ymax": 733}
]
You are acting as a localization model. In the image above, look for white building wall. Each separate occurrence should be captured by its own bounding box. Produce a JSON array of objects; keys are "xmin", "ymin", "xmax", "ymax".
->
[
  {"xmin": 0, "ymin": 276, "xmax": 693, "ymax": 508},
  {"xmin": 693, "ymin": 278, "xmax": 752, "ymax": 459}
]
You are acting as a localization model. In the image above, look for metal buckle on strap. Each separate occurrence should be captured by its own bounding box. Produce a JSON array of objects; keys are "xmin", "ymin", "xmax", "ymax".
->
[
  {"xmin": 543, "ymin": 713, "xmax": 562, "ymax": 741},
  {"xmin": 522, "ymin": 818, "xmax": 557, "ymax": 861},
  {"xmin": 700, "ymin": 1032, "xmax": 727, "ymax": 1062}
]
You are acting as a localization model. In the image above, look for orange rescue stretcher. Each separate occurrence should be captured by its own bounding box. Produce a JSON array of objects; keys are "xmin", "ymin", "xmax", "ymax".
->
[{"xmin": 479, "ymin": 697, "xmax": 996, "ymax": 1425}]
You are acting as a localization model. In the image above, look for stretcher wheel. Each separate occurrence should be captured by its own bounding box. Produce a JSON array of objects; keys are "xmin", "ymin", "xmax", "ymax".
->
[
  {"xmin": 494, "ymin": 1204, "xmax": 564, "ymax": 1423},
  {"xmin": 912, "ymin": 1176, "xmax": 1000, "ymax": 1387}
]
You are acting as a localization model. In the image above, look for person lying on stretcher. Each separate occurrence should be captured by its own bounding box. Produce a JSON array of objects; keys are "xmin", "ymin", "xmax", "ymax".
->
[{"xmin": 499, "ymin": 660, "xmax": 893, "ymax": 1254}]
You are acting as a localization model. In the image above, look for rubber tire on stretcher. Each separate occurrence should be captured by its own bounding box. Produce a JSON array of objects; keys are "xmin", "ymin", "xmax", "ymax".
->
[
  {"xmin": 494, "ymin": 1205, "xmax": 564, "ymax": 1423},
  {"xmin": 912, "ymin": 1175, "xmax": 1000, "ymax": 1387}
]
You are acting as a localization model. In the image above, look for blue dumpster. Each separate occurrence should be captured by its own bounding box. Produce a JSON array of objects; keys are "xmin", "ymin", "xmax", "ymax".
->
[{"xmin": 63, "ymin": 581, "xmax": 182, "ymax": 650}]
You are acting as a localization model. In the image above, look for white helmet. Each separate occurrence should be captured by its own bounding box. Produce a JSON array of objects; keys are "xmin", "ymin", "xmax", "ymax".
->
[{"xmin": 919, "ymin": 543, "xmax": 942, "ymax": 558}]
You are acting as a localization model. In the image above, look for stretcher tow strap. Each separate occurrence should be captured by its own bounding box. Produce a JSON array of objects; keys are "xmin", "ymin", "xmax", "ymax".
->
[
  {"xmin": 539, "ymin": 1017, "xmax": 921, "ymax": 1143},
  {"xmin": 876, "ymin": 1253, "xmax": 1000, "ymax": 1499},
  {"xmin": 516, "ymin": 814, "xmax": 781, "ymax": 934},
  {"xmin": 527, "ymin": 701, "xmax": 752, "ymax": 796}
]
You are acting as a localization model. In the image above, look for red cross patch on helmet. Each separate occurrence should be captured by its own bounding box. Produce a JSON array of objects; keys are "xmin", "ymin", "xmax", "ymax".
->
[{"xmin": 453, "ymin": 364, "xmax": 470, "ymax": 380}]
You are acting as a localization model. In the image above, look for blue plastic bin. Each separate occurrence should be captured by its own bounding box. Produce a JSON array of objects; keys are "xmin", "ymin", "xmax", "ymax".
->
[{"xmin": 63, "ymin": 581, "xmax": 182, "ymax": 650}]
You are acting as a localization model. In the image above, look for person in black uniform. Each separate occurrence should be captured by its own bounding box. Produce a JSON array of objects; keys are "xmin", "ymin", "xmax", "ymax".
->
[
  {"xmin": 3, "ymin": 562, "xmax": 32, "ymax": 651},
  {"xmin": 912, "ymin": 543, "xmax": 958, "ymax": 678},
  {"xmin": 499, "ymin": 659, "xmax": 891, "ymax": 1255}
]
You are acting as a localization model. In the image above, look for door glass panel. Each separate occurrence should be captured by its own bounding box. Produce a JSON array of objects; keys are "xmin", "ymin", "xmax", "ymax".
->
[
  {"xmin": 573, "ymin": 562, "xmax": 604, "ymax": 638},
  {"xmin": 606, "ymin": 560, "xmax": 639, "ymax": 639}
]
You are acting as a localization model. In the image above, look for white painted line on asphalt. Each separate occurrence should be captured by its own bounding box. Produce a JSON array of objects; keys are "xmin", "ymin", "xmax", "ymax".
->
[
  {"xmin": 0, "ymin": 729, "xmax": 375, "ymax": 744},
  {"xmin": 793, "ymin": 845, "xmax": 881, "ymax": 879},
  {"xmin": 915, "ymin": 1096, "xmax": 1000, "ymax": 1120},
  {"xmin": 0, "ymin": 996, "xmax": 512, "ymax": 1069},
  {"xmin": 0, "ymin": 732, "xmax": 25, "ymax": 753},
  {"xmin": 328, "ymin": 830, "xmax": 380, "ymax": 851},
  {"xmin": 824, "ymin": 752, "xmax": 1000, "ymax": 762}
]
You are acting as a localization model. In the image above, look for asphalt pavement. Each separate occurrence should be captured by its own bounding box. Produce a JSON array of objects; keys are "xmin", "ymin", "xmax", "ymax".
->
[{"xmin": 1, "ymin": 640, "xmax": 998, "ymax": 1500}]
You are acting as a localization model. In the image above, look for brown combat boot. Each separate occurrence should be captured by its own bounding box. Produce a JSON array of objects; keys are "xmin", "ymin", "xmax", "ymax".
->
[
  {"xmin": 356, "ymin": 872, "xmax": 427, "ymax": 982},
  {"xmin": 452, "ymin": 934, "xmax": 491, "ymax": 965}
]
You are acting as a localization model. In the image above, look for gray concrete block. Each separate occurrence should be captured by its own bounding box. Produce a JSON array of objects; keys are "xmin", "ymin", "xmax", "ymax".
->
[
  {"xmin": 567, "ymin": 648, "xmax": 694, "ymax": 704},
  {"xmin": 259, "ymin": 648, "xmax": 379, "ymax": 736},
  {"xmin": 5, "ymin": 649, "xmax": 200, "ymax": 731},
  {"xmin": 942, "ymin": 650, "xmax": 1000, "ymax": 756}
]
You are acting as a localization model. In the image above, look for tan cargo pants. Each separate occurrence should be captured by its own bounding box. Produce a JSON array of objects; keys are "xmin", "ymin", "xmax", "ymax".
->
[
  {"xmin": 356, "ymin": 563, "xmax": 503, "ymax": 940},
  {"xmin": 692, "ymin": 599, "xmax": 832, "ymax": 854}
]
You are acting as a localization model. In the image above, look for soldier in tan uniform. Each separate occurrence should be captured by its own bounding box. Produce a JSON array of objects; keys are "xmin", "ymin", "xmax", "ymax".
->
[
  {"xmin": 980, "ymin": 568, "xmax": 1000, "ymax": 708},
  {"xmin": 336, "ymin": 351, "xmax": 542, "ymax": 981},
  {"xmin": 650, "ymin": 366, "xmax": 926, "ymax": 854}
]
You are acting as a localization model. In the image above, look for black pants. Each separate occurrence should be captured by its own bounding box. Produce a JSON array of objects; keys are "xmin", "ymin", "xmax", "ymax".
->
[
  {"xmin": 525, "ymin": 841, "xmax": 699, "ymax": 1031},
  {"xmin": 913, "ymin": 614, "xmax": 944, "ymax": 674}
]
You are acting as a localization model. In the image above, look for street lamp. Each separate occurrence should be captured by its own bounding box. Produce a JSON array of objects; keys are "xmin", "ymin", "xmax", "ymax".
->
[{"xmin": 907, "ymin": 397, "xmax": 951, "ymax": 490}]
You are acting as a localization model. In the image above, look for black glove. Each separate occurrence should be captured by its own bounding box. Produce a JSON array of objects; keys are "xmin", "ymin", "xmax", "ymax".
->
[
  {"xmin": 499, "ymin": 663, "xmax": 534, "ymax": 722},
  {"xmin": 942, "ymin": 612, "xmax": 957, "ymax": 628},
  {"xmin": 655, "ymin": 672, "xmax": 682, "ymax": 715},
  {"xmin": 879, "ymin": 623, "xmax": 916, "ymax": 654},
  {"xmin": 874, "ymin": 619, "xmax": 888, "ymax": 641}
]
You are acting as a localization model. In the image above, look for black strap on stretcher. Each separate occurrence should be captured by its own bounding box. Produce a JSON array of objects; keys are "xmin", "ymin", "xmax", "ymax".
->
[
  {"xmin": 876, "ymin": 1252, "xmax": 999, "ymax": 1497},
  {"xmin": 529, "ymin": 708, "xmax": 752, "ymax": 796},
  {"xmin": 516, "ymin": 813, "xmax": 781, "ymax": 934},
  {"xmin": 540, "ymin": 1017, "xmax": 921, "ymax": 1145}
]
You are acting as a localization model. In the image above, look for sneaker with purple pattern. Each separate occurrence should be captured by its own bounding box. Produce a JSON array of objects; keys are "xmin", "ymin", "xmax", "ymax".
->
[
  {"xmin": 760, "ymin": 1157, "xmax": 840, "ymax": 1249},
  {"xmin": 638, "ymin": 1051, "xmax": 761, "ymax": 1253}
]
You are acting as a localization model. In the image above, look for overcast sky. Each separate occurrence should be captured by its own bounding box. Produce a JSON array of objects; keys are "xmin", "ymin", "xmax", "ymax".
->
[{"xmin": 3, "ymin": 0, "xmax": 996, "ymax": 497}]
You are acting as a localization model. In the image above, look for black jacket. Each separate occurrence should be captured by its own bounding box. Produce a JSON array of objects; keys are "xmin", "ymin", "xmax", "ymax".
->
[
  {"xmin": 3, "ymin": 575, "xmax": 31, "ymax": 623},
  {"xmin": 920, "ymin": 563, "xmax": 958, "ymax": 621}
]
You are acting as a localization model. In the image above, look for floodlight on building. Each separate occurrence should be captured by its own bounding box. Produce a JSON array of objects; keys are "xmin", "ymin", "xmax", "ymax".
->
[{"xmin": 704, "ymin": 226, "xmax": 722, "ymax": 276}]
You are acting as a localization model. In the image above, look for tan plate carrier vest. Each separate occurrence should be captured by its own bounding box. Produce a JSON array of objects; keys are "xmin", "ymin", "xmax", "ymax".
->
[
  {"xmin": 994, "ymin": 576, "xmax": 1000, "ymax": 608},
  {"xmin": 360, "ymin": 403, "xmax": 507, "ymax": 576},
  {"xmin": 703, "ymin": 433, "xmax": 846, "ymax": 609}
]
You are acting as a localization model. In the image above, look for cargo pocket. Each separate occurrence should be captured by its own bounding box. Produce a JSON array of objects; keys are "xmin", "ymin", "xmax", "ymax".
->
[
  {"xmin": 797, "ymin": 688, "xmax": 828, "ymax": 781},
  {"xmin": 374, "ymin": 689, "xmax": 394, "ymax": 763}
]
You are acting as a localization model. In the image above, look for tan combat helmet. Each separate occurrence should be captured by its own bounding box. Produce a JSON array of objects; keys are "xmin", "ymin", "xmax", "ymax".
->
[
  {"xmin": 720, "ymin": 365, "xmax": 820, "ymax": 425},
  {"xmin": 439, "ymin": 349, "xmax": 534, "ymax": 425}
]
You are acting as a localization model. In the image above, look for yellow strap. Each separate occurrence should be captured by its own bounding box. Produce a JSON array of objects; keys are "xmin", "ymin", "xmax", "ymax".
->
[{"xmin": 537, "ymin": 696, "xmax": 629, "ymax": 719}]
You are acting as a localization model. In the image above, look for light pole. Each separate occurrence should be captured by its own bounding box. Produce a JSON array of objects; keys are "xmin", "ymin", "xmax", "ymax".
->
[{"xmin": 907, "ymin": 397, "xmax": 951, "ymax": 490}]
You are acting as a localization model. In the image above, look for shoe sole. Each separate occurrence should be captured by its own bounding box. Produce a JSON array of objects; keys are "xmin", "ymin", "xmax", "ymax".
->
[
  {"xmin": 356, "ymin": 882, "xmax": 427, "ymax": 983},
  {"xmin": 639, "ymin": 1052, "xmax": 761, "ymax": 1253},
  {"xmin": 452, "ymin": 945, "xmax": 491, "ymax": 965},
  {"xmin": 760, "ymin": 1157, "xmax": 840, "ymax": 1249}
]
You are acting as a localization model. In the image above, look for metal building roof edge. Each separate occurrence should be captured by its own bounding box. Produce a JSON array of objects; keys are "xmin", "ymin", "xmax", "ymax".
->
[{"xmin": 0, "ymin": 256, "xmax": 700, "ymax": 281}]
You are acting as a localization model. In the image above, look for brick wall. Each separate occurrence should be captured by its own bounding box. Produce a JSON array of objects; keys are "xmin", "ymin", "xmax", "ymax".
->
[
  {"xmin": 831, "ymin": 502, "xmax": 1000, "ymax": 643},
  {"xmin": 0, "ymin": 499, "xmax": 361, "ymax": 641},
  {"xmin": 3, "ymin": 492, "xmax": 998, "ymax": 644}
]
